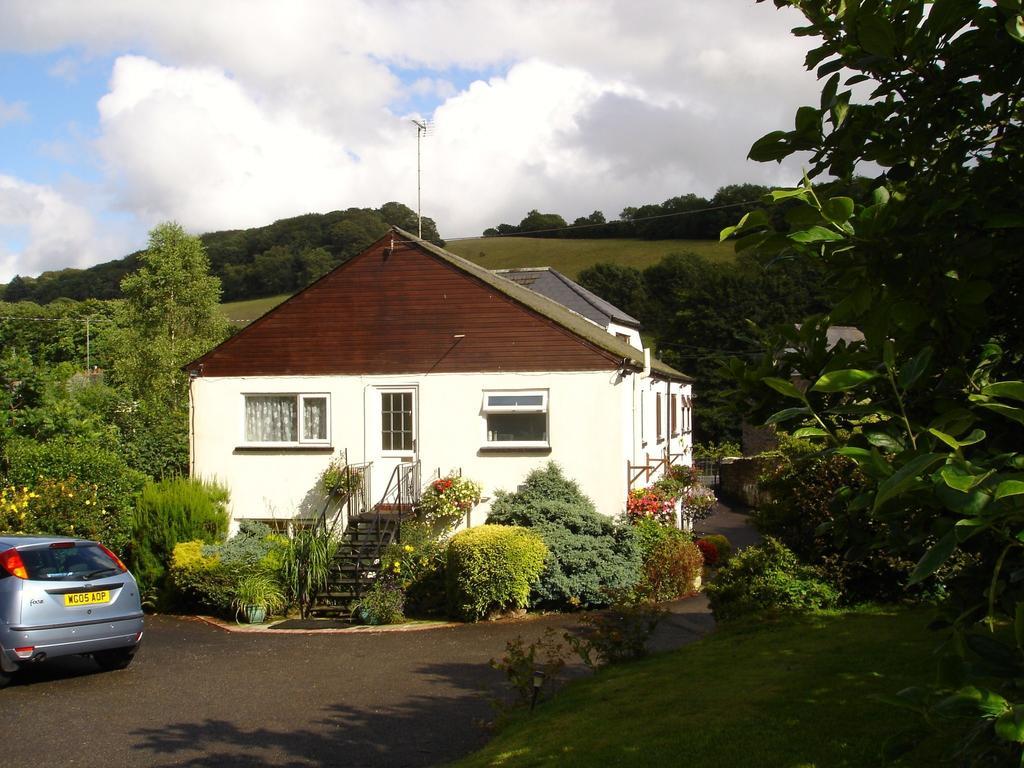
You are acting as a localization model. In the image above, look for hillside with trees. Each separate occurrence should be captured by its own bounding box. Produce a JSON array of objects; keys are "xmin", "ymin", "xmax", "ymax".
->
[{"xmin": 0, "ymin": 202, "xmax": 441, "ymax": 305}]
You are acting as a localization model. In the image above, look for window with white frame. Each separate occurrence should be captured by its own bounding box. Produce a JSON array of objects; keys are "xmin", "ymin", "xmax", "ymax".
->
[
  {"xmin": 243, "ymin": 394, "xmax": 329, "ymax": 445},
  {"xmin": 482, "ymin": 390, "xmax": 548, "ymax": 448}
]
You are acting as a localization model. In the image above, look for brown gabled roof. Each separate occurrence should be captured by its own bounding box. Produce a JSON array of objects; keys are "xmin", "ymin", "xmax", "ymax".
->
[
  {"xmin": 394, "ymin": 228, "xmax": 690, "ymax": 382},
  {"xmin": 186, "ymin": 227, "xmax": 692, "ymax": 383}
]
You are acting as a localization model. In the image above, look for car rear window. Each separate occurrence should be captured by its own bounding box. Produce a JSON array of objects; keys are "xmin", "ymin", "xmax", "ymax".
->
[{"xmin": 17, "ymin": 544, "xmax": 122, "ymax": 581}]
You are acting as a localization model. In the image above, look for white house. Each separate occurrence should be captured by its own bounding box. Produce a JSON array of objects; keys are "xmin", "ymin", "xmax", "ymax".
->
[{"xmin": 185, "ymin": 228, "xmax": 693, "ymax": 531}]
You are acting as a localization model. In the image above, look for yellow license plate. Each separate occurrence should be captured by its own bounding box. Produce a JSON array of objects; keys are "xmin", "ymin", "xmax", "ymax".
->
[{"xmin": 64, "ymin": 590, "xmax": 110, "ymax": 607}]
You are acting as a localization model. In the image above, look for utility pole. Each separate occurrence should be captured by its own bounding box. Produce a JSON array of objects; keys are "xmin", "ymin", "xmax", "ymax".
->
[{"xmin": 411, "ymin": 119, "xmax": 428, "ymax": 238}]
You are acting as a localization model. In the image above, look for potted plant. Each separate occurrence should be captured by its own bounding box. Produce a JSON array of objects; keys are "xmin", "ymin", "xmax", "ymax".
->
[
  {"xmin": 418, "ymin": 474, "xmax": 482, "ymax": 532},
  {"xmin": 232, "ymin": 571, "xmax": 287, "ymax": 624},
  {"xmin": 319, "ymin": 458, "xmax": 364, "ymax": 499}
]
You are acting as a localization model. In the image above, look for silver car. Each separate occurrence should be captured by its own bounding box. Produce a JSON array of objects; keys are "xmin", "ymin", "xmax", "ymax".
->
[{"xmin": 0, "ymin": 535, "xmax": 144, "ymax": 687}]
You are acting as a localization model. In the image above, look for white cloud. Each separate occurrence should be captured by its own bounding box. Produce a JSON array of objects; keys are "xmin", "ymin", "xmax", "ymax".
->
[
  {"xmin": 0, "ymin": 0, "xmax": 823, "ymax": 271},
  {"xmin": 0, "ymin": 174, "xmax": 123, "ymax": 282},
  {"xmin": 0, "ymin": 98, "xmax": 29, "ymax": 126}
]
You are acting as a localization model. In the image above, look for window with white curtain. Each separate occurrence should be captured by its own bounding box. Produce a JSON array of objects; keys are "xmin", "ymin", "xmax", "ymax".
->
[{"xmin": 244, "ymin": 394, "xmax": 329, "ymax": 445}]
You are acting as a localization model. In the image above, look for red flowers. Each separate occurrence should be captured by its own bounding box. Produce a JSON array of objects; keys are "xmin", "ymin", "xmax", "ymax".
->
[
  {"xmin": 626, "ymin": 488, "xmax": 675, "ymax": 525},
  {"xmin": 432, "ymin": 478, "xmax": 455, "ymax": 494},
  {"xmin": 695, "ymin": 538, "xmax": 719, "ymax": 566}
]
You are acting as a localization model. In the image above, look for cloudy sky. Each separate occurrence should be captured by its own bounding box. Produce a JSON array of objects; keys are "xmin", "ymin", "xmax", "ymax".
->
[{"xmin": 0, "ymin": 0, "xmax": 820, "ymax": 283}]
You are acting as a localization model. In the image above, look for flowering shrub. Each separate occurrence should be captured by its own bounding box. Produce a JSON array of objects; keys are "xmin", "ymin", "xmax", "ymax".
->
[
  {"xmin": 1, "ymin": 476, "xmax": 128, "ymax": 552},
  {"xmin": 419, "ymin": 474, "xmax": 482, "ymax": 532},
  {"xmin": 625, "ymin": 487, "xmax": 675, "ymax": 525},
  {"xmin": 681, "ymin": 484, "xmax": 716, "ymax": 522},
  {"xmin": 695, "ymin": 538, "xmax": 719, "ymax": 566},
  {"xmin": 0, "ymin": 484, "xmax": 35, "ymax": 531}
]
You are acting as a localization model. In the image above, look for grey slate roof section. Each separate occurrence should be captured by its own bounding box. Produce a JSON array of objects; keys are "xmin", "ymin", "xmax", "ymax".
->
[
  {"xmin": 494, "ymin": 267, "xmax": 642, "ymax": 329},
  {"xmin": 392, "ymin": 227, "xmax": 692, "ymax": 383}
]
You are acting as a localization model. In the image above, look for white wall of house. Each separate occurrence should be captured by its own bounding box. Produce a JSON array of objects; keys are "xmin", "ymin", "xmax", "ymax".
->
[
  {"xmin": 190, "ymin": 369, "xmax": 642, "ymax": 530},
  {"xmin": 605, "ymin": 321, "xmax": 643, "ymax": 351},
  {"xmin": 631, "ymin": 375, "xmax": 693, "ymax": 486}
]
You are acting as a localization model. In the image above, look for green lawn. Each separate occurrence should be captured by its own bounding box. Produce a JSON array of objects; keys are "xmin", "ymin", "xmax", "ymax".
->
[
  {"xmin": 220, "ymin": 294, "xmax": 289, "ymax": 323},
  {"xmin": 453, "ymin": 607, "xmax": 954, "ymax": 768},
  {"xmin": 445, "ymin": 237, "xmax": 734, "ymax": 279}
]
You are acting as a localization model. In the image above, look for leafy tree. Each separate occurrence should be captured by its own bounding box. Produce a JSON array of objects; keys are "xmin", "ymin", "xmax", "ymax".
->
[
  {"xmin": 576, "ymin": 263, "xmax": 647, "ymax": 321},
  {"xmin": 725, "ymin": 0, "xmax": 1024, "ymax": 759},
  {"xmin": 518, "ymin": 209, "xmax": 568, "ymax": 237},
  {"xmin": 108, "ymin": 222, "xmax": 229, "ymax": 406}
]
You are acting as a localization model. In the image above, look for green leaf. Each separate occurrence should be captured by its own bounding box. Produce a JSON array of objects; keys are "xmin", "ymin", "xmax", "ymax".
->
[
  {"xmin": 789, "ymin": 226, "xmax": 847, "ymax": 244},
  {"xmin": 831, "ymin": 90, "xmax": 851, "ymax": 128},
  {"xmin": 822, "ymin": 196, "xmax": 856, "ymax": 224},
  {"xmin": 996, "ymin": 707, "xmax": 1024, "ymax": 743},
  {"xmin": 763, "ymin": 377, "xmax": 805, "ymax": 401},
  {"xmin": 794, "ymin": 106, "xmax": 821, "ymax": 136},
  {"xmin": 908, "ymin": 529, "xmax": 957, "ymax": 584},
  {"xmin": 811, "ymin": 368, "xmax": 879, "ymax": 392},
  {"xmin": 996, "ymin": 481, "xmax": 1024, "ymax": 501},
  {"xmin": 864, "ymin": 431, "xmax": 903, "ymax": 452},
  {"xmin": 982, "ymin": 382, "xmax": 1024, "ymax": 402},
  {"xmin": 793, "ymin": 427, "xmax": 830, "ymax": 439},
  {"xmin": 874, "ymin": 453, "xmax": 945, "ymax": 512},
  {"xmin": 1007, "ymin": 14, "xmax": 1024, "ymax": 43},
  {"xmin": 837, "ymin": 446, "xmax": 893, "ymax": 479},
  {"xmin": 858, "ymin": 13, "xmax": 898, "ymax": 57},
  {"xmin": 934, "ymin": 686, "xmax": 1009, "ymax": 718},
  {"xmin": 898, "ymin": 346, "xmax": 933, "ymax": 390},
  {"xmin": 957, "ymin": 429, "xmax": 987, "ymax": 446},
  {"xmin": 765, "ymin": 406, "xmax": 812, "ymax": 425},
  {"xmin": 939, "ymin": 464, "xmax": 989, "ymax": 492},
  {"xmin": 768, "ymin": 187, "xmax": 813, "ymax": 202},
  {"xmin": 929, "ymin": 428, "xmax": 962, "ymax": 451},
  {"xmin": 748, "ymin": 131, "xmax": 792, "ymax": 162},
  {"xmin": 978, "ymin": 402, "xmax": 1024, "ymax": 426}
]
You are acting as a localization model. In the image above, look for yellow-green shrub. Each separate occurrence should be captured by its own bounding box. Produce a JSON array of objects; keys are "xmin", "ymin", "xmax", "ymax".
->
[
  {"xmin": 169, "ymin": 540, "xmax": 236, "ymax": 613},
  {"xmin": 446, "ymin": 525, "xmax": 547, "ymax": 621}
]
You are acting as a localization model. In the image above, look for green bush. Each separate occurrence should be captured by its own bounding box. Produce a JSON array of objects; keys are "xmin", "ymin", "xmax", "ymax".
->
[
  {"xmin": 2, "ymin": 437, "xmax": 147, "ymax": 554},
  {"xmin": 488, "ymin": 463, "xmax": 642, "ymax": 609},
  {"xmin": 130, "ymin": 477, "xmax": 230, "ymax": 593},
  {"xmin": 446, "ymin": 525, "xmax": 547, "ymax": 621},
  {"xmin": 169, "ymin": 540, "xmax": 236, "ymax": 614},
  {"xmin": 642, "ymin": 536, "xmax": 704, "ymax": 602},
  {"xmin": 169, "ymin": 522, "xmax": 286, "ymax": 616},
  {"xmin": 706, "ymin": 537, "xmax": 839, "ymax": 621},
  {"xmin": 754, "ymin": 438, "xmax": 917, "ymax": 603},
  {"xmin": 382, "ymin": 520, "xmax": 447, "ymax": 617},
  {"xmin": 699, "ymin": 534, "xmax": 733, "ymax": 563},
  {"xmin": 353, "ymin": 581, "xmax": 405, "ymax": 625}
]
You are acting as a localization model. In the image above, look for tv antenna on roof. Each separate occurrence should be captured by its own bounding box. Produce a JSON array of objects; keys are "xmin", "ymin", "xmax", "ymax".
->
[{"xmin": 411, "ymin": 119, "xmax": 431, "ymax": 238}]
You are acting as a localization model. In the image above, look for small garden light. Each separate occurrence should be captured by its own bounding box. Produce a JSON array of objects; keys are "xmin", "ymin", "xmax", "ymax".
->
[{"xmin": 531, "ymin": 670, "xmax": 546, "ymax": 711}]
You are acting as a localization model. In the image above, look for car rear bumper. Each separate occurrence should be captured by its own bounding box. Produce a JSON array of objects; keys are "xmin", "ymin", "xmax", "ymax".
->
[{"xmin": 1, "ymin": 613, "xmax": 144, "ymax": 667}]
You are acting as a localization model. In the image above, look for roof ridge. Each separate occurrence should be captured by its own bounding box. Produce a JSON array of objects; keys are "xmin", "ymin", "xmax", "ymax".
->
[{"xmin": 391, "ymin": 227, "xmax": 688, "ymax": 382}]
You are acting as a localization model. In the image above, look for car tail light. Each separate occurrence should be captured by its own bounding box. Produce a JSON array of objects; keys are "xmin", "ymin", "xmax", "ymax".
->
[
  {"xmin": 98, "ymin": 544, "xmax": 128, "ymax": 573},
  {"xmin": 14, "ymin": 647, "xmax": 34, "ymax": 659},
  {"xmin": 49, "ymin": 541, "xmax": 75, "ymax": 549},
  {"xmin": 0, "ymin": 548, "xmax": 28, "ymax": 579}
]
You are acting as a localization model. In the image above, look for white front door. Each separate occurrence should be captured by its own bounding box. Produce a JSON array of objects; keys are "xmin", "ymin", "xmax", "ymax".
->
[{"xmin": 371, "ymin": 387, "xmax": 418, "ymax": 504}]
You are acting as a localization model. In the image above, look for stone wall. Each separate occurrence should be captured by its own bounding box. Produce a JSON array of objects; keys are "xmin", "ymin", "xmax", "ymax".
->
[{"xmin": 720, "ymin": 456, "xmax": 772, "ymax": 508}]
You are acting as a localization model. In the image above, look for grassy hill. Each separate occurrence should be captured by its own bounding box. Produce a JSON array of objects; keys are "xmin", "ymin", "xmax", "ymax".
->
[
  {"xmin": 446, "ymin": 237, "xmax": 734, "ymax": 279},
  {"xmin": 221, "ymin": 237, "xmax": 733, "ymax": 322},
  {"xmin": 220, "ymin": 294, "xmax": 290, "ymax": 323}
]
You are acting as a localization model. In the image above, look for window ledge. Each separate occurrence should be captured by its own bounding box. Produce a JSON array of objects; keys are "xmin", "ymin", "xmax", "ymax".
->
[
  {"xmin": 478, "ymin": 445, "xmax": 552, "ymax": 455},
  {"xmin": 233, "ymin": 445, "xmax": 335, "ymax": 454}
]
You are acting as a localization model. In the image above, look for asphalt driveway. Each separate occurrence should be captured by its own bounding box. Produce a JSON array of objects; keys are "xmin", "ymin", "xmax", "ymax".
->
[{"xmin": 0, "ymin": 504, "xmax": 752, "ymax": 767}]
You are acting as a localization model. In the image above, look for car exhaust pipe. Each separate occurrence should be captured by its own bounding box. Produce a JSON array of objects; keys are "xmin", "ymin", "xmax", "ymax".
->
[{"xmin": 30, "ymin": 651, "xmax": 47, "ymax": 663}]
